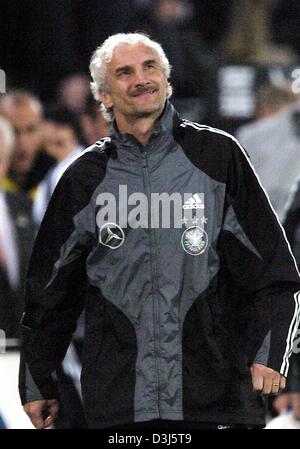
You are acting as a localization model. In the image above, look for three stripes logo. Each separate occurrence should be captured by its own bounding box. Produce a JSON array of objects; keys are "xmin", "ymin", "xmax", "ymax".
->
[{"xmin": 183, "ymin": 193, "xmax": 204, "ymax": 210}]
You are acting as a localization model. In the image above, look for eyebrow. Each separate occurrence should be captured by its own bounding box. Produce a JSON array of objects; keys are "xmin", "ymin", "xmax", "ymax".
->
[
  {"xmin": 115, "ymin": 65, "xmax": 131, "ymax": 75},
  {"xmin": 143, "ymin": 59, "xmax": 157, "ymax": 66},
  {"xmin": 115, "ymin": 59, "xmax": 158, "ymax": 75}
]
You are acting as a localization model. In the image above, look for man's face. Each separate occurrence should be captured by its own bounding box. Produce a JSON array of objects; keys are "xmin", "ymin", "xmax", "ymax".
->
[
  {"xmin": 42, "ymin": 121, "xmax": 77, "ymax": 162},
  {"xmin": 4, "ymin": 102, "xmax": 42, "ymax": 175},
  {"xmin": 81, "ymin": 110, "xmax": 110, "ymax": 145},
  {"xmin": 100, "ymin": 43, "xmax": 168, "ymax": 126}
]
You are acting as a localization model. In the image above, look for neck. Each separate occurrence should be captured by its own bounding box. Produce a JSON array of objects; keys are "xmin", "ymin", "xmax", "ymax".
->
[
  {"xmin": 115, "ymin": 114, "xmax": 160, "ymax": 145},
  {"xmin": 57, "ymin": 143, "xmax": 79, "ymax": 162}
]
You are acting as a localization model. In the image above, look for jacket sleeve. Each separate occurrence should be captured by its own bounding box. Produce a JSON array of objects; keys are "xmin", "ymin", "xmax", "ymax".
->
[
  {"xmin": 219, "ymin": 136, "xmax": 300, "ymax": 377},
  {"xmin": 286, "ymin": 353, "xmax": 300, "ymax": 392},
  {"xmin": 283, "ymin": 181, "xmax": 300, "ymax": 390},
  {"xmin": 283, "ymin": 178, "xmax": 300, "ymax": 264},
  {"xmin": 19, "ymin": 165, "xmax": 95, "ymax": 404}
]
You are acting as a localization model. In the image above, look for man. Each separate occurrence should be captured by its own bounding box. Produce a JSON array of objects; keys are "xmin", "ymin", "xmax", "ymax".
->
[
  {"xmin": 0, "ymin": 116, "xmax": 35, "ymax": 428},
  {"xmin": 56, "ymin": 73, "xmax": 90, "ymax": 115},
  {"xmin": 33, "ymin": 107, "xmax": 84, "ymax": 227},
  {"xmin": 0, "ymin": 116, "xmax": 35, "ymax": 342},
  {"xmin": 80, "ymin": 95, "xmax": 109, "ymax": 146},
  {"xmin": 19, "ymin": 33, "xmax": 300, "ymax": 429},
  {"xmin": 236, "ymin": 97, "xmax": 300, "ymax": 221},
  {"xmin": 0, "ymin": 91, "xmax": 55, "ymax": 198}
]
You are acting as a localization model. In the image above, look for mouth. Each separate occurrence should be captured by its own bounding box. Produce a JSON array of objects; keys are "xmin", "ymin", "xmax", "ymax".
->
[{"xmin": 132, "ymin": 88, "xmax": 157, "ymax": 98}]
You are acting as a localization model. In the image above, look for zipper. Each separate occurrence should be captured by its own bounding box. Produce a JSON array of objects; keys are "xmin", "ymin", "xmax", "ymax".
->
[{"xmin": 141, "ymin": 149, "xmax": 161, "ymax": 417}]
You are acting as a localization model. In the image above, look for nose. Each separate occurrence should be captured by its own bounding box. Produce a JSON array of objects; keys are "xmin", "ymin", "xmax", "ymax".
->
[{"xmin": 133, "ymin": 68, "xmax": 149, "ymax": 87}]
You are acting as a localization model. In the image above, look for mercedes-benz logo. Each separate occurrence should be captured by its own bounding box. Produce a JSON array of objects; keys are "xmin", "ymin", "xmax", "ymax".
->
[{"xmin": 99, "ymin": 222, "xmax": 125, "ymax": 249}]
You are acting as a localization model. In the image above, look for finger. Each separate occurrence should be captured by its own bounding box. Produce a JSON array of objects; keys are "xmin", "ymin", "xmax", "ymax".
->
[
  {"xmin": 251, "ymin": 372, "xmax": 264, "ymax": 392},
  {"xmin": 39, "ymin": 401, "xmax": 59, "ymax": 429},
  {"xmin": 262, "ymin": 376, "xmax": 273, "ymax": 395},
  {"xmin": 43, "ymin": 414, "xmax": 55, "ymax": 428},
  {"xmin": 29, "ymin": 413, "xmax": 48, "ymax": 429},
  {"xmin": 271, "ymin": 376, "xmax": 281, "ymax": 395},
  {"xmin": 48, "ymin": 400, "xmax": 59, "ymax": 418},
  {"xmin": 279, "ymin": 376, "xmax": 286, "ymax": 391}
]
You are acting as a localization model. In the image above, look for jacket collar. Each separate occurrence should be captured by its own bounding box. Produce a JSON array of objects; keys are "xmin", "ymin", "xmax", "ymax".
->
[{"xmin": 109, "ymin": 100, "xmax": 177, "ymax": 152}]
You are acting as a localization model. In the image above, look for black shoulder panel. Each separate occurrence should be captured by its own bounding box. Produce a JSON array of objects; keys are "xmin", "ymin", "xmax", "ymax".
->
[{"xmin": 173, "ymin": 120, "xmax": 233, "ymax": 185}]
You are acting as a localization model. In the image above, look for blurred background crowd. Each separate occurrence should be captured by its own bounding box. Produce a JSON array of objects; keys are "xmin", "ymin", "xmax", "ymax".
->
[{"xmin": 1, "ymin": 0, "xmax": 300, "ymax": 429}]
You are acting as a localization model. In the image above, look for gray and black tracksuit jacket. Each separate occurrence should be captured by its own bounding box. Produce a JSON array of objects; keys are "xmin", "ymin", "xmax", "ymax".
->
[{"xmin": 19, "ymin": 102, "xmax": 300, "ymax": 428}]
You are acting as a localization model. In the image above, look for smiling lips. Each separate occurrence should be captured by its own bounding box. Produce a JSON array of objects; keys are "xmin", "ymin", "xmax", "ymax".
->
[{"xmin": 131, "ymin": 87, "xmax": 157, "ymax": 97}]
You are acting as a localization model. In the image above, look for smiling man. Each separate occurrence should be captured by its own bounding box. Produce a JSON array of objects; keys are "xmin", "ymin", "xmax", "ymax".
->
[
  {"xmin": 19, "ymin": 33, "xmax": 300, "ymax": 430},
  {"xmin": 100, "ymin": 44, "xmax": 168, "ymax": 139}
]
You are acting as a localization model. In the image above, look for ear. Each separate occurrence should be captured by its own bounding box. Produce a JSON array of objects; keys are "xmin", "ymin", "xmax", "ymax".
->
[{"xmin": 100, "ymin": 90, "xmax": 113, "ymax": 110}]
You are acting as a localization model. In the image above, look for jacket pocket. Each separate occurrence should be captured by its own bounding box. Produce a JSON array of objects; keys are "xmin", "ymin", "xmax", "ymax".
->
[
  {"xmin": 81, "ymin": 289, "xmax": 105, "ymax": 373},
  {"xmin": 183, "ymin": 295, "xmax": 229, "ymax": 377}
]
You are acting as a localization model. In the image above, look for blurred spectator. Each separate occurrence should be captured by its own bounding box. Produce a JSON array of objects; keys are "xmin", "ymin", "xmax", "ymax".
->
[
  {"xmin": 33, "ymin": 108, "xmax": 84, "ymax": 227},
  {"xmin": 221, "ymin": 0, "xmax": 298, "ymax": 65},
  {"xmin": 0, "ymin": 116, "xmax": 35, "ymax": 341},
  {"xmin": 80, "ymin": 96, "xmax": 110, "ymax": 145},
  {"xmin": 57, "ymin": 73, "xmax": 90, "ymax": 115},
  {"xmin": 255, "ymin": 83, "xmax": 298, "ymax": 121},
  {"xmin": 0, "ymin": 91, "xmax": 55, "ymax": 198},
  {"xmin": 272, "ymin": 0, "xmax": 300, "ymax": 59},
  {"xmin": 130, "ymin": 0, "xmax": 217, "ymax": 120},
  {"xmin": 133, "ymin": 0, "xmax": 232, "ymax": 49},
  {"xmin": 0, "ymin": 116, "xmax": 35, "ymax": 428},
  {"xmin": 236, "ymin": 86, "xmax": 300, "ymax": 220},
  {"xmin": 192, "ymin": 0, "xmax": 232, "ymax": 49}
]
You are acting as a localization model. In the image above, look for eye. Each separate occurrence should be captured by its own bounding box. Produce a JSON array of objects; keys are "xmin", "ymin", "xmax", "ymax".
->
[
  {"xmin": 145, "ymin": 62, "xmax": 155, "ymax": 70},
  {"xmin": 117, "ymin": 67, "xmax": 131, "ymax": 76},
  {"xmin": 27, "ymin": 124, "xmax": 38, "ymax": 133}
]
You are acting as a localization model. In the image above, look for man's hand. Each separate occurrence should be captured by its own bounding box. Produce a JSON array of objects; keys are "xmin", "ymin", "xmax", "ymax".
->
[
  {"xmin": 23, "ymin": 399, "xmax": 59, "ymax": 429},
  {"xmin": 273, "ymin": 392, "xmax": 300, "ymax": 420},
  {"xmin": 250, "ymin": 363, "xmax": 286, "ymax": 395}
]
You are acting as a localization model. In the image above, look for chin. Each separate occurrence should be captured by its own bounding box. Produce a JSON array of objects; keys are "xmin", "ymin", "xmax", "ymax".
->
[{"xmin": 135, "ymin": 104, "xmax": 163, "ymax": 118}]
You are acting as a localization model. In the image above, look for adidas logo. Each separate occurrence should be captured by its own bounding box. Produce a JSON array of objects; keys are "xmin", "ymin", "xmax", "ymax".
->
[{"xmin": 183, "ymin": 194, "xmax": 204, "ymax": 210}]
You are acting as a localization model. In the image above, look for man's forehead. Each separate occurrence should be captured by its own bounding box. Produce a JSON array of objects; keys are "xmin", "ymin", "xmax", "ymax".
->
[
  {"xmin": 4, "ymin": 103, "xmax": 41, "ymax": 125},
  {"xmin": 108, "ymin": 43, "xmax": 159, "ymax": 68}
]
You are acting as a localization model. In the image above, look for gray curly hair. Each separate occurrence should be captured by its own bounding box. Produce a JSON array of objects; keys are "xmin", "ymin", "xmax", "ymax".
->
[{"xmin": 89, "ymin": 33, "xmax": 172, "ymax": 122}]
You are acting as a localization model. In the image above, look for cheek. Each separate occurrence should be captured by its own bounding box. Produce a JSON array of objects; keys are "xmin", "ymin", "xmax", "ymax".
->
[
  {"xmin": 111, "ymin": 89, "xmax": 131, "ymax": 107},
  {"xmin": 0, "ymin": 163, "xmax": 6, "ymax": 179}
]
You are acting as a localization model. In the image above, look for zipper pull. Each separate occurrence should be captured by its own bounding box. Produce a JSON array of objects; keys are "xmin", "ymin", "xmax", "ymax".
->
[{"xmin": 141, "ymin": 151, "xmax": 148, "ymax": 168}]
